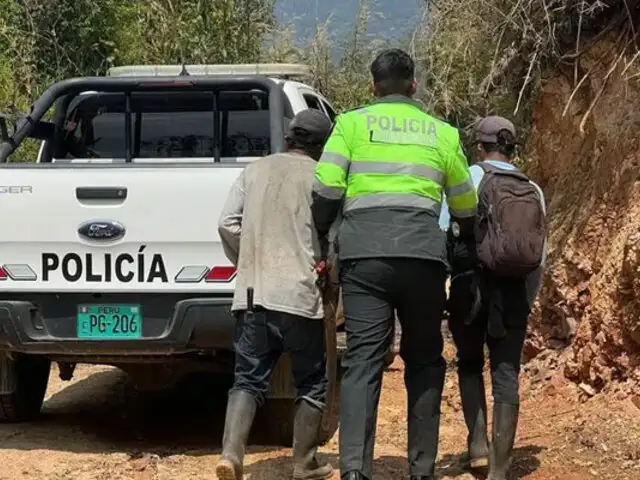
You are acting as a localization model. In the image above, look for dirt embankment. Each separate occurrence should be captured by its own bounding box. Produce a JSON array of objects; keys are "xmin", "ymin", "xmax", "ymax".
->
[{"xmin": 525, "ymin": 36, "xmax": 640, "ymax": 397}]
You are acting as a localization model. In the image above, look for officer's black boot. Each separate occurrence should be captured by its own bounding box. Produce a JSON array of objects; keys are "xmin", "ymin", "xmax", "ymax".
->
[
  {"xmin": 488, "ymin": 402, "xmax": 519, "ymax": 480},
  {"xmin": 407, "ymin": 361, "xmax": 446, "ymax": 480},
  {"xmin": 215, "ymin": 390, "xmax": 257, "ymax": 480},
  {"xmin": 341, "ymin": 472, "xmax": 368, "ymax": 480},
  {"xmin": 292, "ymin": 400, "xmax": 334, "ymax": 479},
  {"xmin": 458, "ymin": 372, "xmax": 489, "ymax": 471}
]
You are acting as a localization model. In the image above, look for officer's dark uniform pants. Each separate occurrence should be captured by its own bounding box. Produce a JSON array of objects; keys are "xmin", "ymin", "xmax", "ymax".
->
[
  {"xmin": 448, "ymin": 276, "xmax": 531, "ymax": 406},
  {"xmin": 339, "ymin": 258, "xmax": 447, "ymax": 479},
  {"xmin": 230, "ymin": 307, "xmax": 328, "ymax": 408}
]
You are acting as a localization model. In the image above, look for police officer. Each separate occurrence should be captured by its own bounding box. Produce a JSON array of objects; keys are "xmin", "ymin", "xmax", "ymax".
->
[
  {"xmin": 311, "ymin": 48, "xmax": 478, "ymax": 480},
  {"xmin": 441, "ymin": 117, "xmax": 547, "ymax": 480},
  {"xmin": 216, "ymin": 110, "xmax": 335, "ymax": 480}
]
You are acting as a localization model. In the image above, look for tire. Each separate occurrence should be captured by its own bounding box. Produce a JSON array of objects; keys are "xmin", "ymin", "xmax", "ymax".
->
[
  {"xmin": 0, "ymin": 354, "xmax": 51, "ymax": 422},
  {"xmin": 252, "ymin": 397, "xmax": 295, "ymax": 447},
  {"xmin": 252, "ymin": 396, "xmax": 341, "ymax": 448},
  {"xmin": 252, "ymin": 360, "xmax": 343, "ymax": 448}
]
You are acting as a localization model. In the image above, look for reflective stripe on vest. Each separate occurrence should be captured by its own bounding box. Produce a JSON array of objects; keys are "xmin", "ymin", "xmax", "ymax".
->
[
  {"xmin": 344, "ymin": 193, "xmax": 441, "ymax": 214},
  {"xmin": 348, "ymin": 160, "xmax": 445, "ymax": 184},
  {"xmin": 320, "ymin": 152, "xmax": 350, "ymax": 171},
  {"xmin": 315, "ymin": 97, "xmax": 477, "ymax": 217}
]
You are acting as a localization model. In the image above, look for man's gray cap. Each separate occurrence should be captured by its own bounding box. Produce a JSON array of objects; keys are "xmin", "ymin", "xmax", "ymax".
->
[
  {"xmin": 474, "ymin": 116, "xmax": 516, "ymax": 143},
  {"xmin": 287, "ymin": 109, "xmax": 333, "ymax": 145}
]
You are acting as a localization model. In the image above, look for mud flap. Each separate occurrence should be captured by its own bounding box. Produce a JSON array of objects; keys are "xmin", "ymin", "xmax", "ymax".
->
[{"xmin": 0, "ymin": 353, "xmax": 16, "ymax": 395}]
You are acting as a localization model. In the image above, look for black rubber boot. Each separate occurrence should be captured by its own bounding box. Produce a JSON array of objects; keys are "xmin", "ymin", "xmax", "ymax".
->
[
  {"xmin": 292, "ymin": 400, "xmax": 334, "ymax": 479},
  {"xmin": 488, "ymin": 402, "xmax": 519, "ymax": 480},
  {"xmin": 215, "ymin": 390, "xmax": 258, "ymax": 480},
  {"xmin": 341, "ymin": 472, "xmax": 368, "ymax": 480},
  {"xmin": 407, "ymin": 361, "xmax": 446, "ymax": 478},
  {"xmin": 458, "ymin": 372, "xmax": 489, "ymax": 471}
]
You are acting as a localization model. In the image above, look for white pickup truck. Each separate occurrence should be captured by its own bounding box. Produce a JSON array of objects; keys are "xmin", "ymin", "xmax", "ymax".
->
[{"xmin": 0, "ymin": 64, "xmax": 343, "ymax": 444}]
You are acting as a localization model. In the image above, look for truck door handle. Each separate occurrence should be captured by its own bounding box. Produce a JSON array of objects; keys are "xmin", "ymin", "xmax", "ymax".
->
[{"xmin": 76, "ymin": 187, "xmax": 128, "ymax": 200}]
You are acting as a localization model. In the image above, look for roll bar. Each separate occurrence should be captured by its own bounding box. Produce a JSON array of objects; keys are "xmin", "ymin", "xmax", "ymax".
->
[{"xmin": 0, "ymin": 75, "xmax": 286, "ymax": 163}]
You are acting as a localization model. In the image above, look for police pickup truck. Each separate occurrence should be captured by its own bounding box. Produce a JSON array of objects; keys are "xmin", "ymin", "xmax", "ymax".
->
[{"xmin": 0, "ymin": 64, "xmax": 347, "ymax": 445}]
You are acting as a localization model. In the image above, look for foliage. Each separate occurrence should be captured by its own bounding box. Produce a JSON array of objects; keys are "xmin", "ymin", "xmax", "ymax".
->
[
  {"xmin": 1, "ymin": 0, "xmax": 633, "ymax": 163},
  {"xmin": 117, "ymin": 0, "xmax": 275, "ymax": 65},
  {"xmin": 0, "ymin": 0, "xmax": 276, "ymax": 161},
  {"xmin": 415, "ymin": 0, "xmax": 637, "ymax": 146}
]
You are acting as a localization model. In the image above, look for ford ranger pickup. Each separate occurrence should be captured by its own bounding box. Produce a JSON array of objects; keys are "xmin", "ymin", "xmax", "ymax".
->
[{"xmin": 0, "ymin": 64, "xmax": 347, "ymax": 445}]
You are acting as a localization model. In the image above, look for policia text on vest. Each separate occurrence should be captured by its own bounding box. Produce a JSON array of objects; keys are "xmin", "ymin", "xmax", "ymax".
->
[
  {"xmin": 312, "ymin": 95, "xmax": 477, "ymax": 262},
  {"xmin": 311, "ymin": 93, "xmax": 478, "ymax": 480}
]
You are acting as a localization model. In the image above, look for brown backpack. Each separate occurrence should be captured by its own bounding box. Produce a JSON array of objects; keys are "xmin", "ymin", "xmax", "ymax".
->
[{"xmin": 474, "ymin": 162, "xmax": 546, "ymax": 278}]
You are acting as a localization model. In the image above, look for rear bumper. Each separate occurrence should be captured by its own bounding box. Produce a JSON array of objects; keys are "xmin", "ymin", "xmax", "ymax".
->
[{"xmin": 0, "ymin": 294, "xmax": 236, "ymax": 355}]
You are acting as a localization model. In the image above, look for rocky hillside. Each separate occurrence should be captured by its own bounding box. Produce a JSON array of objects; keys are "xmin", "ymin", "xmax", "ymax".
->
[
  {"xmin": 417, "ymin": 0, "xmax": 640, "ymax": 398},
  {"xmin": 525, "ymin": 35, "xmax": 640, "ymax": 397}
]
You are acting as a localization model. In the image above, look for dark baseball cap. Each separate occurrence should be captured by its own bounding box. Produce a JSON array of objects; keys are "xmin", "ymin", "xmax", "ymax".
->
[
  {"xmin": 474, "ymin": 116, "xmax": 516, "ymax": 143},
  {"xmin": 287, "ymin": 109, "xmax": 333, "ymax": 146}
]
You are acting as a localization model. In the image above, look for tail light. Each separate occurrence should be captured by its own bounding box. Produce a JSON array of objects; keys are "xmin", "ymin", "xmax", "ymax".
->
[
  {"xmin": 0, "ymin": 264, "xmax": 37, "ymax": 281},
  {"xmin": 205, "ymin": 266, "xmax": 237, "ymax": 283},
  {"xmin": 174, "ymin": 265, "xmax": 236, "ymax": 283}
]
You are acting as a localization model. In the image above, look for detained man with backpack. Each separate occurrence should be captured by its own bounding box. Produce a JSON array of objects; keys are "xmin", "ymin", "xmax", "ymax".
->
[{"xmin": 439, "ymin": 116, "xmax": 547, "ymax": 480}]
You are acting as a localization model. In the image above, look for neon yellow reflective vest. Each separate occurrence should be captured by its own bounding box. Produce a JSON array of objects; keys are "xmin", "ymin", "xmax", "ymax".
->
[{"xmin": 311, "ymin": 95, "xmax": 477, "ymax": 263}]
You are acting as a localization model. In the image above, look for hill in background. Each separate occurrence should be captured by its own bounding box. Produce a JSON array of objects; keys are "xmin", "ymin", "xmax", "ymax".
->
[{"xmin": 274, "ymin": 0, "xmax": 425, "ymax": 45}]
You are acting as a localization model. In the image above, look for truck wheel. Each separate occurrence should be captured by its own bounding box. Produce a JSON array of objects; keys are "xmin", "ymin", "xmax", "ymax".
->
[
  {"xmin": 252, "ymin": 398, "xmax": 295, "ymax": 447},
  {"xmin": 0, "ymin": 354, "xmax": 51, "ymax": 422},
  {"xmin": 252, "ymin": 395, "xmax": 340, "ymax": 448}
]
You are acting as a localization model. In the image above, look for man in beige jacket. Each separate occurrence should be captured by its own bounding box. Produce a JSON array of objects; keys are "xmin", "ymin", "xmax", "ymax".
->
[{"xmin": 216, "ymin": 109, "xmax": 334, "ymax": 480}]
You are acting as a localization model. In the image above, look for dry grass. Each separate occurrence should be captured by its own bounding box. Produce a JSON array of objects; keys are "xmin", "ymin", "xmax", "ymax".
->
[
  {"xmin": 2, "ymin": 0, "xmax": 639, "ymax": 161},
  {"xmin": 414, "ymin": 0, "xmax": 640, "ymax": 148}
]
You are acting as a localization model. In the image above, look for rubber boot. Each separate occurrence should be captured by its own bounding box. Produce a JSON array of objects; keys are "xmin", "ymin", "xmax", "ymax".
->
[
  {"xmin": 341, "ymin": 472, "xmax": 367, "ymax": 480},
  {"xmin": 407, "ymin": 361, "xmax": 446, "ymax": 479},
  {"xmin": 215, "ymin": 390, "xmax": 257, "ymax": 480},
  {"xmin": 292, "ymin": 400, "xmax": 334, "ymax": 479},
  {"xmin": 458, "ymin": 372, "xmax": 489, "ymax": 471},
  {"xmin": 488, "ymin": 402, "xmax": 519, "ymax": 480}
]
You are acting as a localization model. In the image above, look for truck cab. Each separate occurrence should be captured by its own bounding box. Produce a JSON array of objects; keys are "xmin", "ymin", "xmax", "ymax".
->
[{"xmin": 31, "ymin": 64, "xmax": 336, "ymax": 164}]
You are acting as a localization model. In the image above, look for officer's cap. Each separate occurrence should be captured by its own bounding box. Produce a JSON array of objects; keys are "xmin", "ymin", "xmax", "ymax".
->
[
  {"xmin": 474, "ymin": 116, "xmax": 516, "ymax": 144},
  {"xmin": 287, "ymin": 109, "xmax": 333, "ymax": 146}
]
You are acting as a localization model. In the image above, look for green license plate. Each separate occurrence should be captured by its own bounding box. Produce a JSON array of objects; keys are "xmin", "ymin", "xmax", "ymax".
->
[{"xmin": 77, "ymin": 304, "xmax": 142, "ymax": 339}]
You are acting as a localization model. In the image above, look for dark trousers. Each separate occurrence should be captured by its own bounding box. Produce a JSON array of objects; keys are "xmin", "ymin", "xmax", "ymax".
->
[
  {"xmin": 231, "ymin": 307, "xmax": 328, "ymax": 407},
  {"xmin": 448, "ymin": 275, "xmax": 531, "ymax": 406},
  {"xmin": 339, "ymin": 258, "xmax": 447, "ymax": 479}
]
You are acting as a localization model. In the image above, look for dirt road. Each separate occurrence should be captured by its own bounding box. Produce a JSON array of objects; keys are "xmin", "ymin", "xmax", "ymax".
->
[{"xmin": 0, "ymin": 341, "xmax": 638, "ymax": 480}]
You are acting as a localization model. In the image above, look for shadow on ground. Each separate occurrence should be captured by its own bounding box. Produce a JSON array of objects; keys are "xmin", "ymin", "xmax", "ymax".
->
[
  {"xmin": 436, "ymin": 445, "xmax": 545, "ymax": 478},
  {"xmin": 0, "ymin": 368, "xmax": 278, "ymax": 457},
  {"xmin": 246, "ymin": 453, "xmax": 408, "ymax": 480},
  {"xmin": 246, "ymin": 445, "xmax": 543, "ymax": 479}
]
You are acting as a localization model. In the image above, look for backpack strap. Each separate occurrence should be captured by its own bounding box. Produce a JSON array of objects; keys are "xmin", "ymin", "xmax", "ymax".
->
[
  {"xmin": 476, "ymin": 161, "xmax": 529, "ymax": 182},
  {"xmin": 476, "ymin": 161, "xmax": 496, "ymax": 173},
  {"xmin": 475, "ymin": 161, "xmax": 498, "ymax": 193}
]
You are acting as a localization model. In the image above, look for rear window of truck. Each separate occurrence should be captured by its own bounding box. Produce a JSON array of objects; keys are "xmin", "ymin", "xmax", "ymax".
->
[{"xmin": 55, "ymin": 91, "xmax": 288, "ymax": 161}]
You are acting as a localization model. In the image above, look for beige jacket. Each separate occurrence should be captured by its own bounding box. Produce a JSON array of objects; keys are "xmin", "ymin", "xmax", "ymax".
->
[{"xmin": 218, "ymin": 152, "xmax": 325, "ymax": 319}]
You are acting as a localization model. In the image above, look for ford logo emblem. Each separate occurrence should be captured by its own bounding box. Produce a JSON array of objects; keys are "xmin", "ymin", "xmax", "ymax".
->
[{"xmin": 78, "ymin": 220, "xmax": 125, "ymax": 241}]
